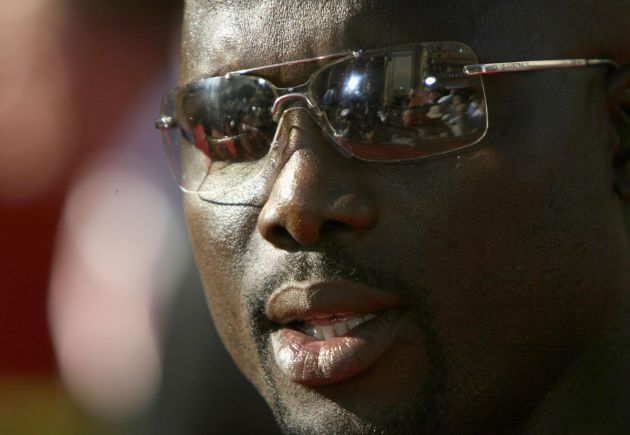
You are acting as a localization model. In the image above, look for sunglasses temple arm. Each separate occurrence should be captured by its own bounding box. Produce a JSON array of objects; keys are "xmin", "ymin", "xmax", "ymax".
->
[{"xmin": 463, "ymin": 58, "xmax": 619, "ymax": 76}]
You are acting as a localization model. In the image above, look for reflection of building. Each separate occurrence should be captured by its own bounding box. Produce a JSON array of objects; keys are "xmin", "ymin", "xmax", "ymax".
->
[
  {"xmin": 422, "ymin": 42, "xmax": 479, "ymax": 90},
  {"xmin": 384, "ymin": 45, "xmax": 415, "ymax": 103},
  {"xmin": 383, "ymin": 42, "xmax": 479, "ymax": 104}
]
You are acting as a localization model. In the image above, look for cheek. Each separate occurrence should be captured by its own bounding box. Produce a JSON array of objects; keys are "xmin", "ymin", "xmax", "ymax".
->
[
  {"xmin": 184, "ymin": 196, "xmax": 265, "ymax": 385},
  {"xmin": 405, "ymin": 72, "xmax": 612, "ymax": 317},
  {"xmin": 379, "ymin": 94, "xmax": 613, "ymax": 411}
]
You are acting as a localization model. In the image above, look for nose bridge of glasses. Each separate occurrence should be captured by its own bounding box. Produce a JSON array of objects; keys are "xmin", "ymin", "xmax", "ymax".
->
[
  {"xmin": 271, "ymin": 105, "xmax": 354, "ymax": 161},
  {"xmin": 271, "ymin": 85, "xmax": 316, "ymax": 122}
]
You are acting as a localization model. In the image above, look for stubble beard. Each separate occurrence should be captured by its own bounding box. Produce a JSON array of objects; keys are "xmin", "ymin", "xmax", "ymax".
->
[{"xmin": 241, "ymin": 248, "xmax": 449, "ymax": 434}]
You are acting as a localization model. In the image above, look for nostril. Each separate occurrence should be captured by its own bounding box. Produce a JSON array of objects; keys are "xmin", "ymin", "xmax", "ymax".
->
[
  {"xmin": 320, "ymin": 220, "xmax": 353, "ymax": 238},
  {"xmin": 268, "ymin": 225, "xmax": 300, "ymax": 250},
  {"xmin": 270, "ymin": 225, "xmax": 291, "ymax": 240}
]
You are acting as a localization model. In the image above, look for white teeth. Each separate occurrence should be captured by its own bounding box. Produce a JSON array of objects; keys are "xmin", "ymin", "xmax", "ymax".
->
[
  {"xmin": 333, "ymin": 321, "xmax": 348, "ymax": 336},
  {"xmin": 304, "ymin": 327, "xmax": 324, "ymax": 340},
  {"xmin": 347, "ymin": 317, "xmax": 362, "ymax": 329},
  {"xmin": 320, "ymin": 325, "xmax": 335, "ymax": 340},
  {"xmin": 300, "ymin": 313, "xmax": 379, "ymax": 340},
  {"xmin": 312, "ymin": 327, "xmax": 323, "ymax": 340},
  {"xmin": 304, "ymin": 327, "xmax": 319, "ymax": 339}
]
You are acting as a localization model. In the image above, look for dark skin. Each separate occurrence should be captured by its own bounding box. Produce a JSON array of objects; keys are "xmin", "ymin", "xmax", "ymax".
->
[{"xmin": 180, "ymin": 1, "xmax": 630, "ymax": 433}]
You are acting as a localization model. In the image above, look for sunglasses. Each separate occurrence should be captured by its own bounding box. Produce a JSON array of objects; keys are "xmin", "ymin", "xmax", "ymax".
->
[{"xmin": 156, "ymin": 41, "xmax": 616, "ymax": 200}]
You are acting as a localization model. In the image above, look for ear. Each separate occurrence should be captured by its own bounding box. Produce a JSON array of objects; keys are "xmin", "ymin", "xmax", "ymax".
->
[{"xmin": 609, "ymin": 65, "xmax": 630, "ymax": 200}]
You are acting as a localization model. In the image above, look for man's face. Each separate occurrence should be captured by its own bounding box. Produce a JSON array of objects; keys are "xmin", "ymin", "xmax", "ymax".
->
[
  {"xmin": 401, "ymin": 109, "xmax": 415, "ymax": 128},
  {"xmin": 181, "ymin": 1, "xmax": 628, "ymax": 432}
]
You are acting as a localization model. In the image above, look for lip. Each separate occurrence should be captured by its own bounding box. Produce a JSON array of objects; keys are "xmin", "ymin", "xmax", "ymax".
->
[
  {"xmin": 266, "ymin": 280, "xmax": 401, "ymax": 323},
  {"xmin": 266, "ymin": 281, "xmax": 404, "ymax": 385}
]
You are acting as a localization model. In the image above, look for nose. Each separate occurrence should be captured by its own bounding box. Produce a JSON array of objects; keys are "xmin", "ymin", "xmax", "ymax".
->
[{"xmin": 257, "ymin": 110, "xmax": 379, "ymax": 250}]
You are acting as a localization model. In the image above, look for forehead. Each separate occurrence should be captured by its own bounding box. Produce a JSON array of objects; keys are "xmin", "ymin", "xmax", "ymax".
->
[{"xmin": 181, "ymin": 0, "xmax": 587, "ymax": 83}]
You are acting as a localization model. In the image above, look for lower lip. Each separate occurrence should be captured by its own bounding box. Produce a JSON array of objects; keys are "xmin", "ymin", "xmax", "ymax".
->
[{"xmin": 270, "ymin": 309, "xmax": 404, "ymax": 386}]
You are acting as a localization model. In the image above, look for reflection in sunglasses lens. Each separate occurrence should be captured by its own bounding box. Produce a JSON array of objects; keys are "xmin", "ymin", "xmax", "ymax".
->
[
  {"xmin": 162, "ymin": 42, "xmax": 488, "ymax": 199},
  {"xmin": 310, "ymin": 42, "xmax": 487, "ymax": 160}
]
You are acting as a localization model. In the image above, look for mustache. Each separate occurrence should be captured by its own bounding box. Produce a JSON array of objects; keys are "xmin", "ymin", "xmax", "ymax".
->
[{"xmin": 246, "ymin": 247, "xmax": 424, "ymax": 320}]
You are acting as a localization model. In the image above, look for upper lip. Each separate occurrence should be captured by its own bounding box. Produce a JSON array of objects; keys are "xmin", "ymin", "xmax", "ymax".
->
[{"xmin": 265, "ymin": 280, "xmax": 402, "ymax": 324}]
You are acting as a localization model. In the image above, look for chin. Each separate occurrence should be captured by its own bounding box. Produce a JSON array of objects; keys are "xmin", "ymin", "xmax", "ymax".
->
[
  {"xmin": 267, "ymin": 390, "xmax": 441, "ymax": 435},
  {"xmin": 253, "ymin": 316, "xmax": 446, "ymax": 434}
]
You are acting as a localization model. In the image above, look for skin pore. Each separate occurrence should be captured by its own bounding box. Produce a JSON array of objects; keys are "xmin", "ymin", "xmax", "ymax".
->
[{"xmin": 180, "ymin": 1, "xmax": 630, "ymax": 433}]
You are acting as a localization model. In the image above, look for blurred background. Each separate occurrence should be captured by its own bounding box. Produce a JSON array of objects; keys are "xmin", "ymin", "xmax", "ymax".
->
[{"xmin": 0, "ymin": 0, "xmax": 278, "ymax": 433}]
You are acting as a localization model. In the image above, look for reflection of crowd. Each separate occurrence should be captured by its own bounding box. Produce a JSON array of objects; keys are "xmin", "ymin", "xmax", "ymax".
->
[
  {"xmin": 187, "ymin": 79, "xmax": 276, "ymax": 162},
  {"xmin": 188, "ymin": 70, "xmax": 488, "ymax": 163},
  {"xmin": 324, "ymin": 81, "xmax": 486, "ymax": 148}
]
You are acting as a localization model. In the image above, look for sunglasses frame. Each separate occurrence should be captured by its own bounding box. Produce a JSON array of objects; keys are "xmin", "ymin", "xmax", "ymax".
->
[
  {"xmin": 156, "ymin": 43, "xmax": 617, "ymax": 131},
  {"xmin": 155, "ymin": 42, "xmax": 618, "ymax": 194}
]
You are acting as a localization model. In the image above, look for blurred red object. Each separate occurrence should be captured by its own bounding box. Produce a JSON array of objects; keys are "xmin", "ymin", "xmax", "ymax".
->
[{"xmin": 0, "ymin": 0, "xmax": 180, "ymax": 376}]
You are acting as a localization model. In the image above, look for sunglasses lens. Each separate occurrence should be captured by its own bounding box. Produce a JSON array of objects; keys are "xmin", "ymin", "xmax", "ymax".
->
[
  {"xmin": 163, "ymin": 75, "xmax": 278, "ymax": 197},
  {"xmin": 311, "ymin": 42, "xmax": 487, "ymax": 160},
  {"xmin": 160, "ymin": 42, "xmax": 488, "ymax": 198}
]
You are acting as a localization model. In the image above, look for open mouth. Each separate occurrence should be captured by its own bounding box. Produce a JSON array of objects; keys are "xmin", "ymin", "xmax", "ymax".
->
[
  {"xmin": 266, "ymin": 281, "xmax": 404, "ymax": 386},
  {"xmin": 288, "ymin": 312, "xmax": 379, "ymax": 340}
]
